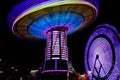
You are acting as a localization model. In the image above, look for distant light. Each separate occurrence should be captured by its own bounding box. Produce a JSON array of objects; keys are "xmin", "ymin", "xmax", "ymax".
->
[
  {"xmin": 15, "ymin": 69, "xmax": 18, "ymax": 72},
  {"xmin": 80, "ymin": 74, "xmax": 84, "ymax": 78},
  {"xmin": 88, "ymin": 71, "xmax": 92, "ymax": 74},
  {"xmin": 20, "ymin": 77, "xmax": 22, "ymax": 80},
  {"xmin": 30, "ymin": 70, "xmax": 38, "ymax": 74},
  {"xmin": 0, "ymin": 58, "xmax": 2, "ymax": 61},
  {"xmin": 0, "ymin": 71, "xmax": 4, "ymax": 74},
  {"xmin": 11, "ymin": 66, "xmax": 15, "ymax": 69}
]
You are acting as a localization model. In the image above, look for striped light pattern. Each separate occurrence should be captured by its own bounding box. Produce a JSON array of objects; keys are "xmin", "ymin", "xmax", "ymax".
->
[
  {"xmin": 7, "ymin": 0, "xmax": 99, "ymax": 40},
  {"xmin": 45, "ymin": 29, "xmax": 68, "ymax": 60},
  {"xmin": 84, "ymin": 24, "xmax": 120, "ymax": 80}
]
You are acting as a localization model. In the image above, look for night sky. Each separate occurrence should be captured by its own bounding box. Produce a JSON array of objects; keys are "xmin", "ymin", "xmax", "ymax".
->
[{"xmin": 0, "ymin": 0, "xmax": 120, "ymax": 74}]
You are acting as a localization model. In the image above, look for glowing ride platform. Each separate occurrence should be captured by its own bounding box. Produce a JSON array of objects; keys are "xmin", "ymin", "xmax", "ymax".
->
[
  {"xmin": 7, "ymin": 0, "xmax": 99, "ymax": 79},
  {"xmin": 7, "ymin": 0, "xmax": 98, "ymax": 40}
]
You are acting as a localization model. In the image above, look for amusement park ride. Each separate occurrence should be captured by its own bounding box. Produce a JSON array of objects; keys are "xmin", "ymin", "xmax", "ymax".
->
[{"xmin": 7, "ymin": 0, "xmax": 120, "ymax": 80}]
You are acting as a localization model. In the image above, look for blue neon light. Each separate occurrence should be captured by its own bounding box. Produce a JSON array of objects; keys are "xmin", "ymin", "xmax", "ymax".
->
[{"xmin": 28, "ymin": 10, "xmax": 83, "ymax": 38}]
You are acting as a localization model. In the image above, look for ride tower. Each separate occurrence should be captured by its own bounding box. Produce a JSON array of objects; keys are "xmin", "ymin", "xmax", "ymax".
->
[{"xmin": 7, "ymin": 0, "xmax": 99, "ymax": 79}]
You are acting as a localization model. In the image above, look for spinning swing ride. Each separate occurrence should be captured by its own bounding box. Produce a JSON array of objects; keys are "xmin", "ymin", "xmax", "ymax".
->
[{"xmin": 7, "ymin": 0, "xmax": 120, "ymax": 80}]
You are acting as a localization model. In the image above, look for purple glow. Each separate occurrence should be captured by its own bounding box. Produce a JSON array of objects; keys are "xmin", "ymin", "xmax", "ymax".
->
[
  {"xmin": 41, "ymin": 70, "xmax": 72, "ymax": 73},
  {"xmin": 55, "ymin": 59, "xmax": 57, "ymax": 70},
  {"xmin": 84, "ymin": 24, "xmax": 120, "ymax": 80},
  {"xmin": 88, "ymin": 37, "xmax": 112, "ymax": 77}
]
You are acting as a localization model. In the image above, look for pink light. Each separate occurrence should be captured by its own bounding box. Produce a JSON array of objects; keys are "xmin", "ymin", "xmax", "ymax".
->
[{"xmin": 45, "ymin": 27, "xmax": 68, "ymax": 60}]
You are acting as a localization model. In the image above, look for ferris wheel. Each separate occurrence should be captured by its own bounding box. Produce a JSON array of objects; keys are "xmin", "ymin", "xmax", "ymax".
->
[{"xmin": 84, "ymin": 24, "xmax": 120, "ymax": 80}]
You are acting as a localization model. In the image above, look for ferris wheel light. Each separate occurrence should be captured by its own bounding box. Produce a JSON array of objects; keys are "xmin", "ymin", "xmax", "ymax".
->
[
  {"xmin": 88, "ymin": 71, "xmax": 92, "ymax": 74},
  {"xmin": 84, "ymin": 24, "xmax": 120, "ymax": 80}
]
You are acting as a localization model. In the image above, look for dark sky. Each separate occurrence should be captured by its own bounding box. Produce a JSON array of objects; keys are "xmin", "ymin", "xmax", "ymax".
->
[{"xmin": 0, "ymin": 0, "xmax": 120, "ymax": 73}]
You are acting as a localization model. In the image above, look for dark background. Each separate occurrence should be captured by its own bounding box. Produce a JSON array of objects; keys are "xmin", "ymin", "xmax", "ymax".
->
[{"xmin": 0, "ymin": 0, "xmax": 120, "ymax": 74}]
